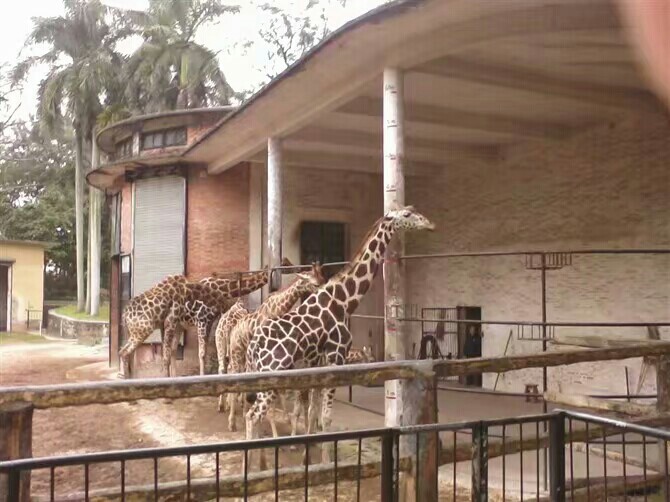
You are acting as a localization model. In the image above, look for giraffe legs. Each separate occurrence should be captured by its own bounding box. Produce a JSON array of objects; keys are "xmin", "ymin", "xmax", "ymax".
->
[
  {"xmin": 244, "ymin": 390, "xmax": 277, "ymax": 472},
  {"xmin": 118, "ymin": 336, "xmax": 143, "ymax": 378},
  {"xmin": 162, "ymin": 311, "xmax": 181, "ymax": 377},
  {"xmin": 216, "ymin": 325, "xmax": 228, "ymax": 413},
  {"xmin": 196, "ymin": 323, "xmax": 208, "ymax": 376}
]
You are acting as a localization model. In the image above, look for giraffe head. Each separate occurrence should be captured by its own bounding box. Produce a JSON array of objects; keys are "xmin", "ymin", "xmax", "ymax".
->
[
  {"xmin": 387, "ymin": 205, "xmax": 435, "ymax": 231},
  {"xmin": 293, "ymin": 262, "xmax": 327, "ymax": 295}
]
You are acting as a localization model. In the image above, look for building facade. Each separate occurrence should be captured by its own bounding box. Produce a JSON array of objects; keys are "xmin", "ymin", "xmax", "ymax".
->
[
  {"xmin": 0, "ymin": 240, "xmax": 48, "ymax": 332},
  {"xmin": 90, "ymin": 0, "xmax": 670, "ymax": 395}
]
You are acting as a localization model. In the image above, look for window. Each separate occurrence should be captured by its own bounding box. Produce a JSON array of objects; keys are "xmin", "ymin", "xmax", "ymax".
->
[
  {"xmin": 300, "ymin": 221, "xmax": 346, "ymax": 278},
  {"xmin": 115, "ymin": 138, "xmax": 133, "ymax": 159},
  {"xmin": 110, "ymin": 194, "xmax": 121, "ymax": 256},
  {"xmin": 141, "ymin": 127, "xmax": 187, "ymax": 150},
  {"xmin": 120, "ymin": 254, "xmax": 131, "ymax": 300}
]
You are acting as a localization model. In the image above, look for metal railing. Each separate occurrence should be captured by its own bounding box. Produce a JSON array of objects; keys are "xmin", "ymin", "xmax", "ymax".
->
[{"xmin": 1, "ymin": 410, "xmax": 668, "ymax": 501}]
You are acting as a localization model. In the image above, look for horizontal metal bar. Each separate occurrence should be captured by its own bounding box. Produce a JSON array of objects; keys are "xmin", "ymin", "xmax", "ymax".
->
[
  {"xmin": 399, "ymin": 248, "xmax": 670, "ymax": 261},
  {"xmin": 0, "ymin": 428, "xmax": 392, "ymax": 472},
  {"xmin": 234, "ymin": 248, "xmax": 670, "ymax": 276},
  {"xmin": 558, "ymin": 409, "xmax": 670, "ymax": 440},
  {"xmin": 399, "ymin": 412, "xmax": 554, "ymax": 435},
  {"xmin": 351, "ymin": 314, "xmax": 670, "ymax": 327}
]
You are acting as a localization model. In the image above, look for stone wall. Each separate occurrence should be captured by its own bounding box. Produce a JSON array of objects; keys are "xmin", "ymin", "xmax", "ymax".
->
[{"xmin": 47, "ymin": 312, "xmax": 109, "ymax": 346}]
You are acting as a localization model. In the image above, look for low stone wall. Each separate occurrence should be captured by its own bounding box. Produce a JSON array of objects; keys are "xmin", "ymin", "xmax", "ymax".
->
[{"xmin": 47, "ymin": 312, "xmax": 109, "ymax": 346}]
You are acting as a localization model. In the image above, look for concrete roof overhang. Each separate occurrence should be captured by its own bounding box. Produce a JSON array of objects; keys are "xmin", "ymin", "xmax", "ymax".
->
[{"xmin": 179, "ymin": 0, "xmax": 662, "ymax": 178}]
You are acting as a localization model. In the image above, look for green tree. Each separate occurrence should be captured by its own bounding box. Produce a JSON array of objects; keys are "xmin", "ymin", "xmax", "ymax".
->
[
  {"xmin": 12, "ymin": 0, "xmax": 132, "ymax": 311},
  {"xmin": 126, "ymin": 0, "xmax": 238, "ymax": 112},
  {"xmin": 0, "ymin": 123, "xmax": 77, "ymax": 298}
]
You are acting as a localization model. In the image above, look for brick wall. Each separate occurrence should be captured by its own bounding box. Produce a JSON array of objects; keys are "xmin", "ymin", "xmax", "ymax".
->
[
  {"xmin": 186, "ymin": 163, "xmax": 250, "ymax": 280},
  {"xmin": 405, "ymin": 111, "xmax": 670, "ymax": 394}
]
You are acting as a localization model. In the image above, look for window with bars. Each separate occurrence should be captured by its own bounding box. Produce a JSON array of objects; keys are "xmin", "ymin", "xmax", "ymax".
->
[
  {"xmin": 141, "ymin": 127, "xmax": 187, "ymax": 150},
  {"xmin": 300, "ymin": 221, "xmax": 346, "ymax": 278}
]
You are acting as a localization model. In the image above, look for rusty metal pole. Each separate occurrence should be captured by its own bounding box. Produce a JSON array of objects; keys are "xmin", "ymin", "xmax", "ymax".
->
[
  {"xmin": 0, "ymin": 402, "xmax": 33, "ymax": 502},
  {"xmin": 657, "ymin": 355, "xmax": 669, "ymax": 500},
  {"xmin": 267, "ymin": 137, "xmax": 283, "ymax": 293}
]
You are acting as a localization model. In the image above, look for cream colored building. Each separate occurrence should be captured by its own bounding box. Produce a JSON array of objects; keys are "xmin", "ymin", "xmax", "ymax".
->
[{"xmin": 0, "ymin": 239, "xmax": 48, "ymax": 332}]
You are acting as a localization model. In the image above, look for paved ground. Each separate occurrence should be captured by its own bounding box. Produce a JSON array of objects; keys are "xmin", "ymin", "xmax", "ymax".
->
[{"xmin": 0, "ymin": 338, "xmax": 658, "ymax": 500}]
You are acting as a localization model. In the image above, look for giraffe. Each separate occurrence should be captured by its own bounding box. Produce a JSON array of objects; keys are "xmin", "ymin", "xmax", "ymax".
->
[
  {"xmin": 244, "ymin": 206, "xmax": 435, "ymax": 468},
  {"xmin": 119, "ymin": 259, "xmax": 292, "ymax": 378},
  {"xmin": 161, "ymin": 259, "xmax": 295, "ymax": 377},
  {"xmin": 218, "ymin": 263, "xmax": 326, "ymax": 433}
]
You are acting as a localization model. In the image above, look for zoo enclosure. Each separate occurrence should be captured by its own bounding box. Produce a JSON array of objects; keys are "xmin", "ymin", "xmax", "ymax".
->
[
  {"xmin": 1, "ymin": 410, "xmax": 668, "ymax": 501},
  {"xmin": 1, "ymin": 341, "xmax": 670, "ymax": 501}
]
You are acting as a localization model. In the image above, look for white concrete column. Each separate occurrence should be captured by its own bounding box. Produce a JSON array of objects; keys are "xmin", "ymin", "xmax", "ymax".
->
[
  {"xmin": 267, "ymin": 138, "xmax": 283, "ymax": 292},
  {"xmin": 90, "ymin": 136, "xmax": 102, "ymax": 317},
  {"xmin": 383, "ymin": 68, "xmax": 408, "ymax": 428},
  {"xmin": 248, "ymin": 162, "xmax": 264, "ymax": 308}
]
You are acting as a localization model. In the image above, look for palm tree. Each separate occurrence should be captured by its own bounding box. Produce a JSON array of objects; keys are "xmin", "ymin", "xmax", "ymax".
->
[
  {"xmin": 126, "ymin": 0, "xmax": 237, "ymax": 112},
  {"xmin": 13, "ymin": 0, "xmax": 133, "ymax": 312}
]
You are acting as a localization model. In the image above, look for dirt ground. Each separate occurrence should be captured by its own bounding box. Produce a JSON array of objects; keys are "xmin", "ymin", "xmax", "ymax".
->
[
  {"xmin": 3, "ymin": 338, "xmax": 649, "ymax": 501},
  {"xmin": 0, "ymin": 339, "xmax": 392, "ymax": 500}
]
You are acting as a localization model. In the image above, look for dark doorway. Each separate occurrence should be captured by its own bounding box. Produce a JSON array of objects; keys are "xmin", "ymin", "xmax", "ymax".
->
[
  {"xmin": 457, "ymin": 306, "xmax": 483, "ymax": 387},
  {"xmin": 300, "ymin": 221, "xmax": 346, "ymax": 278},
  {"xmin": 0, "ymin": 266, "xmax": 9, "ymax": 331}
]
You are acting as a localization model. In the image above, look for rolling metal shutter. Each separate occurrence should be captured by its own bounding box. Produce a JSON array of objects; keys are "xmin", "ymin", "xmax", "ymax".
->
[{"xmin": 132, "ymin": 175, "xmax": 185, "ymax": 296}]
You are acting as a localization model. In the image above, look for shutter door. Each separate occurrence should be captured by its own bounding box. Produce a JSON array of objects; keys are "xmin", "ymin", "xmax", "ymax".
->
[{"xmin": 133, "ymin": 176, "xmax": 185, "ymax": 296}]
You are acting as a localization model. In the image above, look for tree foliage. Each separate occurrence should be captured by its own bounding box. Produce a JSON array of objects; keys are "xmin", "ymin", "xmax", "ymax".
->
[{"xmin": 125, "ymin": 0, "xmax": 238, "ymax": 111}]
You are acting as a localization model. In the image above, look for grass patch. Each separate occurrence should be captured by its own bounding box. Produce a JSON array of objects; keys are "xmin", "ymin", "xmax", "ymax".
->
[
  {"xmin": 53, "ymin": 303, "xmax": 109, "ymax": 321},
  {"xmin": 0, "ymin": 332, "xmax": 49, "ymax": 345}
]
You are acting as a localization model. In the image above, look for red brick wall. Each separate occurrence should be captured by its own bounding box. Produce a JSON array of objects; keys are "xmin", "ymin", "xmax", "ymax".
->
[
  {"xmin": 186, "ymin": 163, "xmax": 250, "ymax": 280},
  {"xmin": 120, "ymin": 184, "xmax": 132, "ymax": 254},
  {"xmin": 187, "ymin": 116, "xmax": 220, "ymax": 145}
]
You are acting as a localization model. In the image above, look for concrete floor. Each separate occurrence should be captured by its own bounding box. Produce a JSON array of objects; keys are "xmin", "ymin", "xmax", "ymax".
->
[{"xmin": 328, "ymin": 382, "xmax": 656, "ymax": 499}]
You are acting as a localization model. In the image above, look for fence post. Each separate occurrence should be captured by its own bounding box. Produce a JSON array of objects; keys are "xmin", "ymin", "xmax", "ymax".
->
[
  {"xmin": 398, "ymin": 365, "xmax": 438, "ymax": 502},
  {"xmin": 549, "ymin": 413, "xmax": 566, "ymax": 502},
  {"xmin": 0, "ymin": 402, "xmax": 33, "ymax": 502},
  {"xmin": 381, "ymin": 429, "xmax": 396, "ymax": 502},
  {"xmin": 471, "ymin": 422, "xmax": 488, "ymax": 502}
]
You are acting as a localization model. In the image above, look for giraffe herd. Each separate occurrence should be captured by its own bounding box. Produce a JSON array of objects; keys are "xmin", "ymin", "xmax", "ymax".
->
[{"xmin": 119, "ymin": 205, "xmax": 434, "ymax": 469}]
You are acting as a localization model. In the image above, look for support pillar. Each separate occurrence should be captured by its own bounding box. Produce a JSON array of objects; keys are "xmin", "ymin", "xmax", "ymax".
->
[
  {"xmin": 657, "ymin": 355, "xmax": 669, "ymax": 500},
  {"xmin": 267, "ymin": 138, "xmax": 283, "ymax": 292},
  {"xmin": 90, "ymin": 135, "xmax": 102, "ymax": 316},
  {"xmin": 0, "ymin": 402, "xmax": 33, "ymax": 502},
  {"xmin": 383, "ymin": 67, "xmax": 408, "ymax": 428},
  {"xmin": 382, "ymin": 68, "xmax": 437, "ymax": 502}
]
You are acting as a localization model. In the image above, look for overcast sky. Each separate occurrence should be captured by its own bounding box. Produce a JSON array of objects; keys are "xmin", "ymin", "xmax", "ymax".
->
[{"xmin": 0, "ymin": 0, "xmax": 388, "ymax": 121}]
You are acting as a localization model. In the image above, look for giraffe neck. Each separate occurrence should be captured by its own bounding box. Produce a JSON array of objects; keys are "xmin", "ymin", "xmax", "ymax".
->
[
  {"xmin": 257, "ymin": 279, "xmax": 310, "ymax": 320},
  {"xmin": 201, "ymin": 269, "xmax": 269, "ymax": 299},
  {"xmin": 328, "ymin": 216, "xmax": 395, "ymax": 314}
]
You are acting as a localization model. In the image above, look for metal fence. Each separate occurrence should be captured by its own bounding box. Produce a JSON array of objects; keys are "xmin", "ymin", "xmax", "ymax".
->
[{"xmin": 1, "ymin": 409, "xmax": 668, "ymax": 501}]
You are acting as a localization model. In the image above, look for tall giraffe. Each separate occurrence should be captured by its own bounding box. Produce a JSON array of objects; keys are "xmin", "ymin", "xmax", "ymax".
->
[
  {"xmin": 119, "ymin": 259, "xmax": 292, "ymax": 378},
  {"xmin": 245, "ymin": 206, "xmax": 434, "ymax": 467},
  {"xmin": 161, "ymin": 259, "xmax": 295, "ymax": 377},
  {"xmin": 216, "ymin": 263, "xmax": 327, "ymax": 432}
]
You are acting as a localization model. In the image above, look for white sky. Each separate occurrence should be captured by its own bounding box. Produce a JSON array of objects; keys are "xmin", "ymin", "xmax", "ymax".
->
[{"xmin": 0, "ymin": 0, "xmax": 388, "ymax": 121}]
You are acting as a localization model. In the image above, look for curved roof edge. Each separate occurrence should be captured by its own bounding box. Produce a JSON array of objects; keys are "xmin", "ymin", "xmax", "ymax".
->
[
  {"xmin": 183, "ymin": 0, "xmax": 422, "ymax": 156},
  {"xmin": 97, "ymin": 106, "xmax": 237, "ymax": 153}
]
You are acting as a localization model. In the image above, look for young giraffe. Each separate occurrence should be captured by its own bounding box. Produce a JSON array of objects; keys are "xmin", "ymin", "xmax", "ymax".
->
[
  {"xmin": 119, "ymin": 274, "xmax": 188, "ymax": 378},
  {"xmin": 119, "ymin": 260, "xmax": 291, "ymax": 378},
  {"xmin": 217, "ymin": 263, "xmax": 327, "ymax": 433},
  {"xmin": 161, "ymin": 259, "xmax": 294, "ymax": 377},
  {"xmin": 245, "ymin": 206, "xmax": 434, "ymax": 468}
]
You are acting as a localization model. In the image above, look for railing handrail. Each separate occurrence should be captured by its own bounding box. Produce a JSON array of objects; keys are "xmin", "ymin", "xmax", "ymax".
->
[
  {"xmin": 1, "ymin": 343, "xmax": 669, "ymax": 410},
  {"xmin": 2, "ymin": 409, "xmax": 668, "ymax": 474},
  {"xmin": 0, "ymin": 427, "xmax": 393, "ymax": 472}
]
